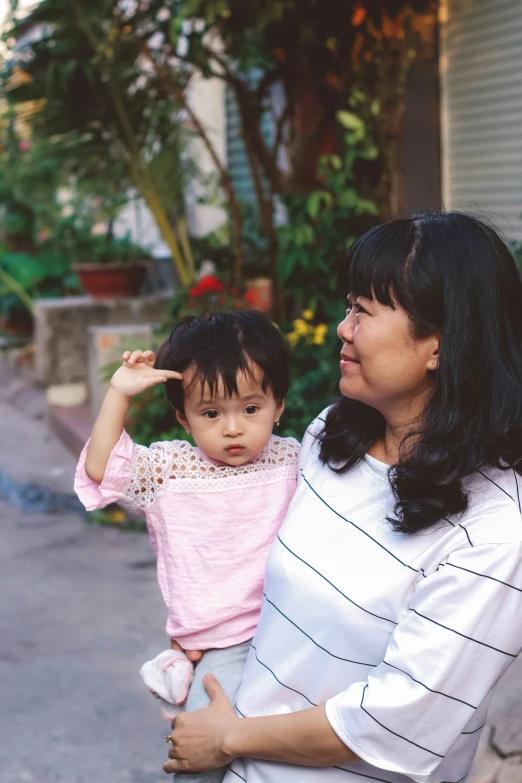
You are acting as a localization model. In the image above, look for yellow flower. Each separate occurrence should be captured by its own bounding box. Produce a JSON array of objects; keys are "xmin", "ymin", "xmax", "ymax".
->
[
  {"xmin": 292, "ymin": 318, "xmax": 309, "ymax": 336},
  {"xmin": 302, "ymin": 309, "xmax": 314, "ymax": 321},
  {"xmin": 287, "ymin": 332, "xmax": 299, "ymax": 348},
  {"xmin": 111, "ymin": 510, "xmax": 126, "ymax": 523},
  {"xmin": 312, "ymin": 324, "xmax": 328, "ymax": 345}
]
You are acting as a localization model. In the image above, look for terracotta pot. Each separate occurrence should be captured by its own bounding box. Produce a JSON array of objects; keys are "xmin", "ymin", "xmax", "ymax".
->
[{"xmin": 72, "ymin": 262, "xmax": 148, "ymax": 298}]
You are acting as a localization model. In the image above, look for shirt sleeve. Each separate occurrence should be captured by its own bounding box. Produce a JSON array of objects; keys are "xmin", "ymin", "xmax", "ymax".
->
[
  {"xmin": 325, "ymin": 541, "xmax": 522, "ymax": 782},
  {"xmin": 74, "ymin": 431, "xmax": 172, "ymax": 517}
]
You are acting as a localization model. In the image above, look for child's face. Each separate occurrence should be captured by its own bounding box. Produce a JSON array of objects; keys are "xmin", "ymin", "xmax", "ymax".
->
[{"xmin": 176, "ymin": 363, "xmax": 284, "ymax": 466}]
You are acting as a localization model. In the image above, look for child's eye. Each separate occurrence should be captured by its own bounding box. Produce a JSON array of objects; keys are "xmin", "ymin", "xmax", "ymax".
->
[
  {"xmin": 244, "ymin": 405, "xmax": 259, "ymax": 415},
  {"xmin": 203, "ymin": 410, "xmax": 219, "ymax": 419}
]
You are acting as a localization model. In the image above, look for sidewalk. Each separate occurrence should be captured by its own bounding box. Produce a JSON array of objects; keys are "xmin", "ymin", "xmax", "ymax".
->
[{"xmin": 0, "ymin": 360, "xmax": 171, "ymax": 783}]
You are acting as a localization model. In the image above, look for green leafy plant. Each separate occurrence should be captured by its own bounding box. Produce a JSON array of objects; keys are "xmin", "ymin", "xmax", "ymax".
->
[{"xmin": 277, "ymin": 99, "xmax": 379, "ymax": 322}]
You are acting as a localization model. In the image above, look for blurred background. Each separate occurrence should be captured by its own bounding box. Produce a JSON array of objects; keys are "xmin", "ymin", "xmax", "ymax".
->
[{"xmin": 0, "ymin": 1, "xmax": 521, "ymax": 781}]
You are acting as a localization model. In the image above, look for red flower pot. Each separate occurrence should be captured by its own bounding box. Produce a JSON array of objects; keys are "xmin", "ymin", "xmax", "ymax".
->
[{"xmin": 73, "ymin": 262, "xmax": 148, "ymax": 298}]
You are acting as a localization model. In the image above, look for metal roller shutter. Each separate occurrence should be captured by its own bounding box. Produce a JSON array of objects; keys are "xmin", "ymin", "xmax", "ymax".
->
[{"xmin": 440, "ymin": 0, "xmax": 522, "ymax": 241}]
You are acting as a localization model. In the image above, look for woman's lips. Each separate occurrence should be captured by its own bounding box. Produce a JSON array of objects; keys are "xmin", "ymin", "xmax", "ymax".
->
[{"xmin": 340, "ymin": 353, "xmax": 359, "ymax": 367}]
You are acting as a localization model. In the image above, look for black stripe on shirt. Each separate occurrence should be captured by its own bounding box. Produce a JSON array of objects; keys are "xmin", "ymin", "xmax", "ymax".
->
[
  {"xmin": 410, "ymin": 608, "xmax": 518, "ymax": 657},
  {"xmin": 300, "ymin": 471, "xmax": 419, "ymax": 574},
  {"xmin": 461, "ymin": 723, "xmax": 486, "ymax": 735},
  {"xmin": 336, "ymin": 768, "xmax": 469, "ymax": 783},
  {"xmin": 446, "ymin": 561, "xmax": 522, "ymax": 594},
  {"xmin": 382, "ymin": 660, "xmax": 477, "ymax": 709},
  {"xmin": 443, "ymin": 516, "xmax": 474, "ymax": 547},
  {"xmin": 235, "ymin": 704, "xmax": 246, "ymax": 718},
  {"xmin": 514, "ymin": 471, "xmax": 521, "ymax": 513},
  {"xmin": 334, "ymin": 766, "xmax": 395, "ymax": 782},
  {"xmin": 478, "ymin": 470, "xmax": 517, "ymax": 507},
  {"xmin": 228, "ymin": 768, "xmax": 247, "ymax": 781},
  {"xmin": 277, "ymin": 536, "xmax": 398, "ymax": 625},
  {"xmin": 251, "ymin": 644, "xmax": 318, "ymax": 706},
  {"xmin": 263, "ymin": 593, "xmax": 379, "ymax": 667},
  {"xmin": 360, "ymin": 685, "xmax": 445, "ymax": 758}
]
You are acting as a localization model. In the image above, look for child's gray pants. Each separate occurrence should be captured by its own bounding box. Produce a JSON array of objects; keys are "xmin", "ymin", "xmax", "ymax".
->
[{"xmin": 173, "ymin": 639, "xmax": 251, "ymax": 783}]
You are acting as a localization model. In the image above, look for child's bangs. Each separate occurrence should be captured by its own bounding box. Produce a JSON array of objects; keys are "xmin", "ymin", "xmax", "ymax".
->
[
  {"xmin": 184, "ymin": 350, "xmax": 258, "ymax": 402},
  {"xmin": 338, "ymin": 221, "xmax": 417, "ymax": 308}
]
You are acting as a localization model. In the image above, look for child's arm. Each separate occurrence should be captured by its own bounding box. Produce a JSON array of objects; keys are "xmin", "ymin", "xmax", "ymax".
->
[{"xmin": 85, "ymin": 349, "xmax": 182, "ymax": 484}]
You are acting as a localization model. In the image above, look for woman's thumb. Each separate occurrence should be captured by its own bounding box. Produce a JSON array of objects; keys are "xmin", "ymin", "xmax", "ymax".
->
[{"xmin": 203, "ymin": 674, "xmax": 225, "ymax": 702}]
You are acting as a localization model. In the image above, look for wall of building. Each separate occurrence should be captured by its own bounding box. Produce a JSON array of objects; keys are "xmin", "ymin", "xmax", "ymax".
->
[{"xmin": 440, "ymin": 0, "xmax": 522, "ymax": 242}]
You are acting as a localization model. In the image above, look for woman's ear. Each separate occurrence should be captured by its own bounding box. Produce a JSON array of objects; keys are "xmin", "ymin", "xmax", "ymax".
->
[
  {"xmin": 427, "ymin": 330, "xmax": 441, "ymax": 371},
  {"xmin": 176, "ymin": 411, "xmax": 191, "ymax": 435}
]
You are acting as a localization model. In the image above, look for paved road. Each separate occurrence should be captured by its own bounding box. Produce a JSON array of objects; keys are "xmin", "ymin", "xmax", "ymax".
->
[{"xmin": 0, "ymin": 500, "xmax": 170, "ymax": 783}]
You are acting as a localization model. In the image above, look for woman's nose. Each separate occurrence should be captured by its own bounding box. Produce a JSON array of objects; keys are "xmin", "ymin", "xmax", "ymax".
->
[{"xmin": 337, "ymin": 310, "xmax": 355, "ymax": 343}]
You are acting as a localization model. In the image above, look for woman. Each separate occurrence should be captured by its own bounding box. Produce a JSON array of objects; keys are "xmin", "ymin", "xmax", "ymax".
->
[{"xmin": 164, "ymin": 212, "xmax": 522, "ymax": 783}]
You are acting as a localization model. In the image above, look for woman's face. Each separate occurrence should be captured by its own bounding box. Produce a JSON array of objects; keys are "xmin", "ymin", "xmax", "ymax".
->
[{"xmin": 337, "ymin": 294, "xmax": 440, "ymax": 421}]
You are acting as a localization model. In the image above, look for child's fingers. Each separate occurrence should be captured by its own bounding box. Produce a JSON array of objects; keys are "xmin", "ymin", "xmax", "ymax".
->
[
  {"xmin": 149, "ymin": 372, "xmax": 181, "ymax": 386},
  {"xmin": 163, "ymin": 370, "xmax": 183, "ymax": 380},
  {"xmin": 128, "ymin": 349, "xmax": 144, "ymax": 364},
  {"xmin": 122, "ymin": 350, "xmax": 131, "ymax": 361}
]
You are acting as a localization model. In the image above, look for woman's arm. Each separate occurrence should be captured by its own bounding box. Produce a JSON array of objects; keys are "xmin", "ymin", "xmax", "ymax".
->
[
  {"xmin": 163, "ymin": 675, "xmax": 357, "ymax": 774},
  {"xmin": 85, "ymin": 349, "xmax": 182, "ymax": 483},
  {"xmin": 225, "ymin": 703, "xmax": 357, "ymax": 766}
]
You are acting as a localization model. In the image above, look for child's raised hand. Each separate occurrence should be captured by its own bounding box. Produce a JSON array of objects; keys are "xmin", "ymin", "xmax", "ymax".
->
[{"xmin": 110, "ymin": 349, "xmax": 182, "ymax": 399}]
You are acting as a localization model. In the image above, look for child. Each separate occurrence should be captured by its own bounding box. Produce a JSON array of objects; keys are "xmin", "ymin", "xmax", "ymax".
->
[{"xmin": 74, "ymin": 311, "xmax": 300, "ymax": 783}]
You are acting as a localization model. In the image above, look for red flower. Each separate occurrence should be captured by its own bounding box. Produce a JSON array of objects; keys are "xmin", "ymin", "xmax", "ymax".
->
[
  {"xmin": 198, "ymin": 275, "xmax": 225, "ymax": 293},
  {"xmin": 243, "ymin": 290, "xmax": 257, "ymax": 306},
  {"xmin": 190, "ymin": 286, "xmax": 201, "ymax": 297},
  {"xmin": 230, "ymin": 287, "xmax": 239, "ymax": 296}
]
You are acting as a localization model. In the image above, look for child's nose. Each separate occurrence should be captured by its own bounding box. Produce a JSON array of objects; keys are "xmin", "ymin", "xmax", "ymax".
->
[{"xmin": 223, "ymin": 416, "xmax": 243, "ymax": 436}]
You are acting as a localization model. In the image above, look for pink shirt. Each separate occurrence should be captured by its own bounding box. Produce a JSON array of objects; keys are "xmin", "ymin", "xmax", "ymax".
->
[{"xmin": 74, "ymin": 432, "xmax": 300, "ymax": 648}]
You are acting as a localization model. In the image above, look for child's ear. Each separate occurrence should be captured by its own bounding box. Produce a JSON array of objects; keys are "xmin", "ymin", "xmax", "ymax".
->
[
  {"xmin": 274, "ymin": 400, "xmax": 285, "ymax": 426},
  {"xmin": 176, "ymin": 411, "xmax": 191, "ymax": 435}
]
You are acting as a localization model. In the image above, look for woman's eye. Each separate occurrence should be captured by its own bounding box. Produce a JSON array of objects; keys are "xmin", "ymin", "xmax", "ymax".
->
[
  {"xmin": 203, "ymin": 410, "xmax": 219, "ymax": 419},
  {"xmin": 347, "ymin": 301, "xmax": 366, "ymax": 315},
  {"xmin": 244, "ymin": 405, "xmax": 259, "ymax": 415}
]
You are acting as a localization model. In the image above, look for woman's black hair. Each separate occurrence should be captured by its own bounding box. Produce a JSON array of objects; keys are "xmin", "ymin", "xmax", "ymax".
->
[
  {"xmin": 155, "ymin": 311, "xmax": 290, "ymax": 415},
  {"xmin": 319, "ymin": 211, "xmax": 522, "ymax": 534}
]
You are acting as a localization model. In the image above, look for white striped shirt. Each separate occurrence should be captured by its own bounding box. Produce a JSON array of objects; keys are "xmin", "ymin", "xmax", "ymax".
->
[{"xmin": 224, "ymin": 412, "xmax": 522, "ymax": 783}]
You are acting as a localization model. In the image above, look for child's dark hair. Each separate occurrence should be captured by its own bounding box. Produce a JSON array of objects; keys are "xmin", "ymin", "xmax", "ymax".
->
[{"xmin": 155, "ymin": 311, "xmax": 290, "ymax": 415}]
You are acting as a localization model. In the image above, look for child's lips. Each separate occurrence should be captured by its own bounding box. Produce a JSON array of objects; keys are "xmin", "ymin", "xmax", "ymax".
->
[{"xmin": 225, "ymin": 445, "xmax": 245, "ymax": 455}]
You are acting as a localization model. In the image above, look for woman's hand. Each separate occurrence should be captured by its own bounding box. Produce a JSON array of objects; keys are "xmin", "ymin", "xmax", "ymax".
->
[
  {"xmin": 110, "ymin": 350, "xmax": 182, "ymax": 400},
  {"xmin": 163, "ymin": 675, "xmax": 239, "ymax": 774}
]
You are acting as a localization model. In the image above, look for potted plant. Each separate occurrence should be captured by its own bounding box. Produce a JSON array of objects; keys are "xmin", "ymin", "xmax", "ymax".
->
[
  {"xmin": 55, "ymin": 217, "xmax": 150, "ymax": 298},
  {"xmin": 72, "ymin": 233, "xmax": 150, "ymax": 298}
]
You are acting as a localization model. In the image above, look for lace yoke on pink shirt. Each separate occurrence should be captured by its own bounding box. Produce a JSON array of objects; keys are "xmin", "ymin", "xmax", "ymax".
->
[{"xmin": 125, "ymin": 435, "xmax": 300, "ymax": 508}]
